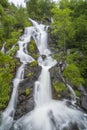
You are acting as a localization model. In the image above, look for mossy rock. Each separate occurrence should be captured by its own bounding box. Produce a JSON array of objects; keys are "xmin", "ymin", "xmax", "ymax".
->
[
  {"xmin": 25, "ymin": 88, "xmax": 31, "ymax": 96},
  {"xmin": 29, "ymin": 61, "xmax": 38, "ymax": 67},
  {"xmin": 26, "ymin": 72, "xmax": 34, "ymax": 78},
  {"xmin": 53, "ymin": 81, "xmax": 68, "ymax": 98},
  {"xmin": 54, "ymin": 81, "xmax": 67, "ymax": 92},
  {"xmin": 29, "ymin": 40, "xmax": 35, "ymax": 53},
  {"xmin": 28, "ymin": 39, "xmax": 39, "ymax": 60},
  {"xmin": 32, "ymin": 53, "xmax": 38, "ymax": 60}
]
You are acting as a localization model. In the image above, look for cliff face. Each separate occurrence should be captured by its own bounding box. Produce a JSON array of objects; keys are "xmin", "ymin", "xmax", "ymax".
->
[{"xmin": 15, "ymin": 63, "xmax": 41, "ymax": 119}]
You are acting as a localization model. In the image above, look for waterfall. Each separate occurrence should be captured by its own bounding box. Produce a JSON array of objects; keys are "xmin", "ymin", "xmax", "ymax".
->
[
  {"xmin": 0, "ymin": 27, "xmax": 34, "ymax": 130},
  {"xmin": 0, "ymin": 19, "xmax": 87, "ymax": 130},
  {"xmin": 34, "ymin": 67, "xmax": 52, "ymax": 107},
  {"xmin": 1, "ymin": 42, "xmax": 6, "ymax": 53}
]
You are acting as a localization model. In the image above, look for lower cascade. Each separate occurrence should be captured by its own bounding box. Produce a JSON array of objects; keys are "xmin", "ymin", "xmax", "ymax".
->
[{"xmin": 0, "ymin": 19, "xmax": 87, "ymax": 130}]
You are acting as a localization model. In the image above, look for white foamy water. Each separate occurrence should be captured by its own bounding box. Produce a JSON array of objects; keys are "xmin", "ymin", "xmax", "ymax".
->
[{"xmin": 1, "ymin": 42, "xmax": 6, "ymax": 53}]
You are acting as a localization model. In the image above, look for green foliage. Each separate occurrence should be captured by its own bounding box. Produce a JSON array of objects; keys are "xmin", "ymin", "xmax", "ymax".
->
[
  {"xmin": 0, "ymin": 0, "xmax": 33, "ymax": 110},
  {"xmin": 25, "ymin": 88, "xmax": 30, "ymax": 96},
  {"xmin": 51, "ymin": 0, "xmax": 87, "ymax": 88},
  {"xmin": 51, "ymin": 6, "xmax": 75, "ymax": 50},
  {"xmin": 0, "ymin": 4, "xmax": 5, "ymax": 15},
  {"xmin": 0, "ymin": 52, "xmax": 16, "ymax": 110},
  {"xmin": 26, "ymin": 72, "xmax": 33, "ymax": 78},
  {"xmin": 5, "ymin": 31, "xmax": 20, "ymax": 51},
  {"xmin": 53, "ymin": 81, "xmax": 67, "ymax": 98},
  {"xmin": 0, "ymin": 1, "xmax": 29, "ymax": 51},
  {"xmin": 54, "ymin": 81, "xmax": 67, "ymax": 93},
  {"xmin": 0, "ymin": 0, "xmax": 9, "ymax": 8},
  {"xmin": 8, "ymin": 45, "xmax": 19, "ymax": 57},
  {"xmin": 65, "ymin": 52, "xmax": 80, "ymax": 64},
  {"xmin": 29, "ymin": 40, "xmax": 39, "ymax": 59},
  {"xmin": 14, "ymin": 7, "xmax": 30, "ymax": 28},
  {"xmin": 75, "ymin": 90, "xmax": 81, "ymax": 97},
  {"xmin": 63, "ymin": 64, "xmax": 84, "ymax": 87},
  {"xmin": 29, "ymin": 40, "xmax": 35, "ymax": 53},
  {"xmin": 53, "ymin": 51, "xmax": 65, "ymax": 62},
  {"xmin": 30, "ymin": 61, "xmax": 38, "ymax": 67},
  {"xmin": 26, "ymin": 0, "xmax": 53, "ymax": 20}
]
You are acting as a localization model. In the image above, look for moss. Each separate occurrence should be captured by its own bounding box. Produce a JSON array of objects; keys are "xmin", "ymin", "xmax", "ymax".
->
[
  {"xmin": 30, "ymin": 61, "xmax": 38, "ymax": 67},
  {"xmin": 26, "ymin": 72, "xmax": 33, "ymax": 78},
  {"xmin": 53, "ymin": 81, "xmax": 67, "ymax": 93},
  {"xmin": 53, "ymin": 81, "xmax": 68, "ymax": 98},
  {"xmin": 8, "ymin": 45, "xmax": 19, "ymax": 57},
  {"xmin": 29, "ymin": 39, "xmax": 39, "ymax": 60},
  {"xmin": 25, "ymin": 88, "xmax": 31, "ymax": 96},
  {"xmin": 75, "ymin": 90, "xmax": 81, "ymax": 97},
  {"xmin": 32, "ymin": 53, "xmax": 38, "ymax": 60},
  {"xmin": 29, "ymin": 40, "xmax": 35, "ymax": 53}
]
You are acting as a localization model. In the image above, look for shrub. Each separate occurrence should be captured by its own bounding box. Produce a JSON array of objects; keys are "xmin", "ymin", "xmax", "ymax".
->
[{"xmin": 63, "ymin": 64, "xmax": 84, "ymax": 87}]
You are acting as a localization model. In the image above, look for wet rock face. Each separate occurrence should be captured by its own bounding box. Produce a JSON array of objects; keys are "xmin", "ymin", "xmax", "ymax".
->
[
  {"xmin": 41, "ymin": 55, "xmax": 47, "ymax": 60},
  {"xmin": 15, "ymin": 63, "xmax": 41, "ymax": 119},
  {"xmin": 50, "ymin": 65, "xmax": 61, "ymax": 99},
  {"xmin": 50, "ymin": 64, "xmax": 69, "ymax": 100},
  {"xmin": 81, "ymin": 95, "xmax": 87, "ymax": 111},
  {"xmin": 77, "ymin": 86, "xmax": 87, "ymax": 111},
  {"xmin": 14, "ymin": 88, "xmax": 34, "ymax": 120}
]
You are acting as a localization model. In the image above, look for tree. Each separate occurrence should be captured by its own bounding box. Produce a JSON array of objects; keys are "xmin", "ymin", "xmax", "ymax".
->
[
  {"xmin": 26, "ymin": 0, "xmax": 53, "ymax": 20},
  {"xmin": 51, "ymin": 6, "xmax": 75, "ymax": 51}
]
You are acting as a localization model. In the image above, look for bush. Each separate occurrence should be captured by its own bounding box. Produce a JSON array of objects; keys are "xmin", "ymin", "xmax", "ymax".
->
[
  {"xmin": 0, "ymin": 52, "xmax": 16, "ymax": 110},
  {"xmin": 63, "ymin": 64, "xmax": 84, "ymax": 87}
]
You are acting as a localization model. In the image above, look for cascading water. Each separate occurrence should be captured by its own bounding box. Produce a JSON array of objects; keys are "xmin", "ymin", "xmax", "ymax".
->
[
  {"xmin": 1, "ymin": 42, "xmax": 6, "ymax": 53},
  {"xmin": 0, "ymin": 26, "xmax": 34, "ymax": 130},
  {"xmin": 34, "ymin": 66, "xmax": 52, "ymax": 107},
  {"xmin": 0, "ymin": 19, "xmax": 87, "ymax": 130}
]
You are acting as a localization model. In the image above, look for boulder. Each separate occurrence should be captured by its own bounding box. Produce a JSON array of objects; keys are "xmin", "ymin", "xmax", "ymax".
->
[{"xmin": 81, "ymin": 95, "xmax": 87, "ymax": 111}]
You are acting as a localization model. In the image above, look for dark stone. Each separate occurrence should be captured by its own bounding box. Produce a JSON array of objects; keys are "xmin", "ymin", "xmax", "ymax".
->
[
  {"xmin": 81, "ymin": 95, "xmax": 87, "ymax": 111},
  {"xmin": 14, "ymin": 90, "xmax": 34, "ymax": 120},
  {"xmin": 41, "ymin": 55, "xmax": 46, "ymax": 60},
  {"xmin": 14, "ymin": 63, "xmax": 41, "ymax": 119},
  {"xmin": 50, "ymin": 64, "xmax": 66, "ymax": 99}
]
